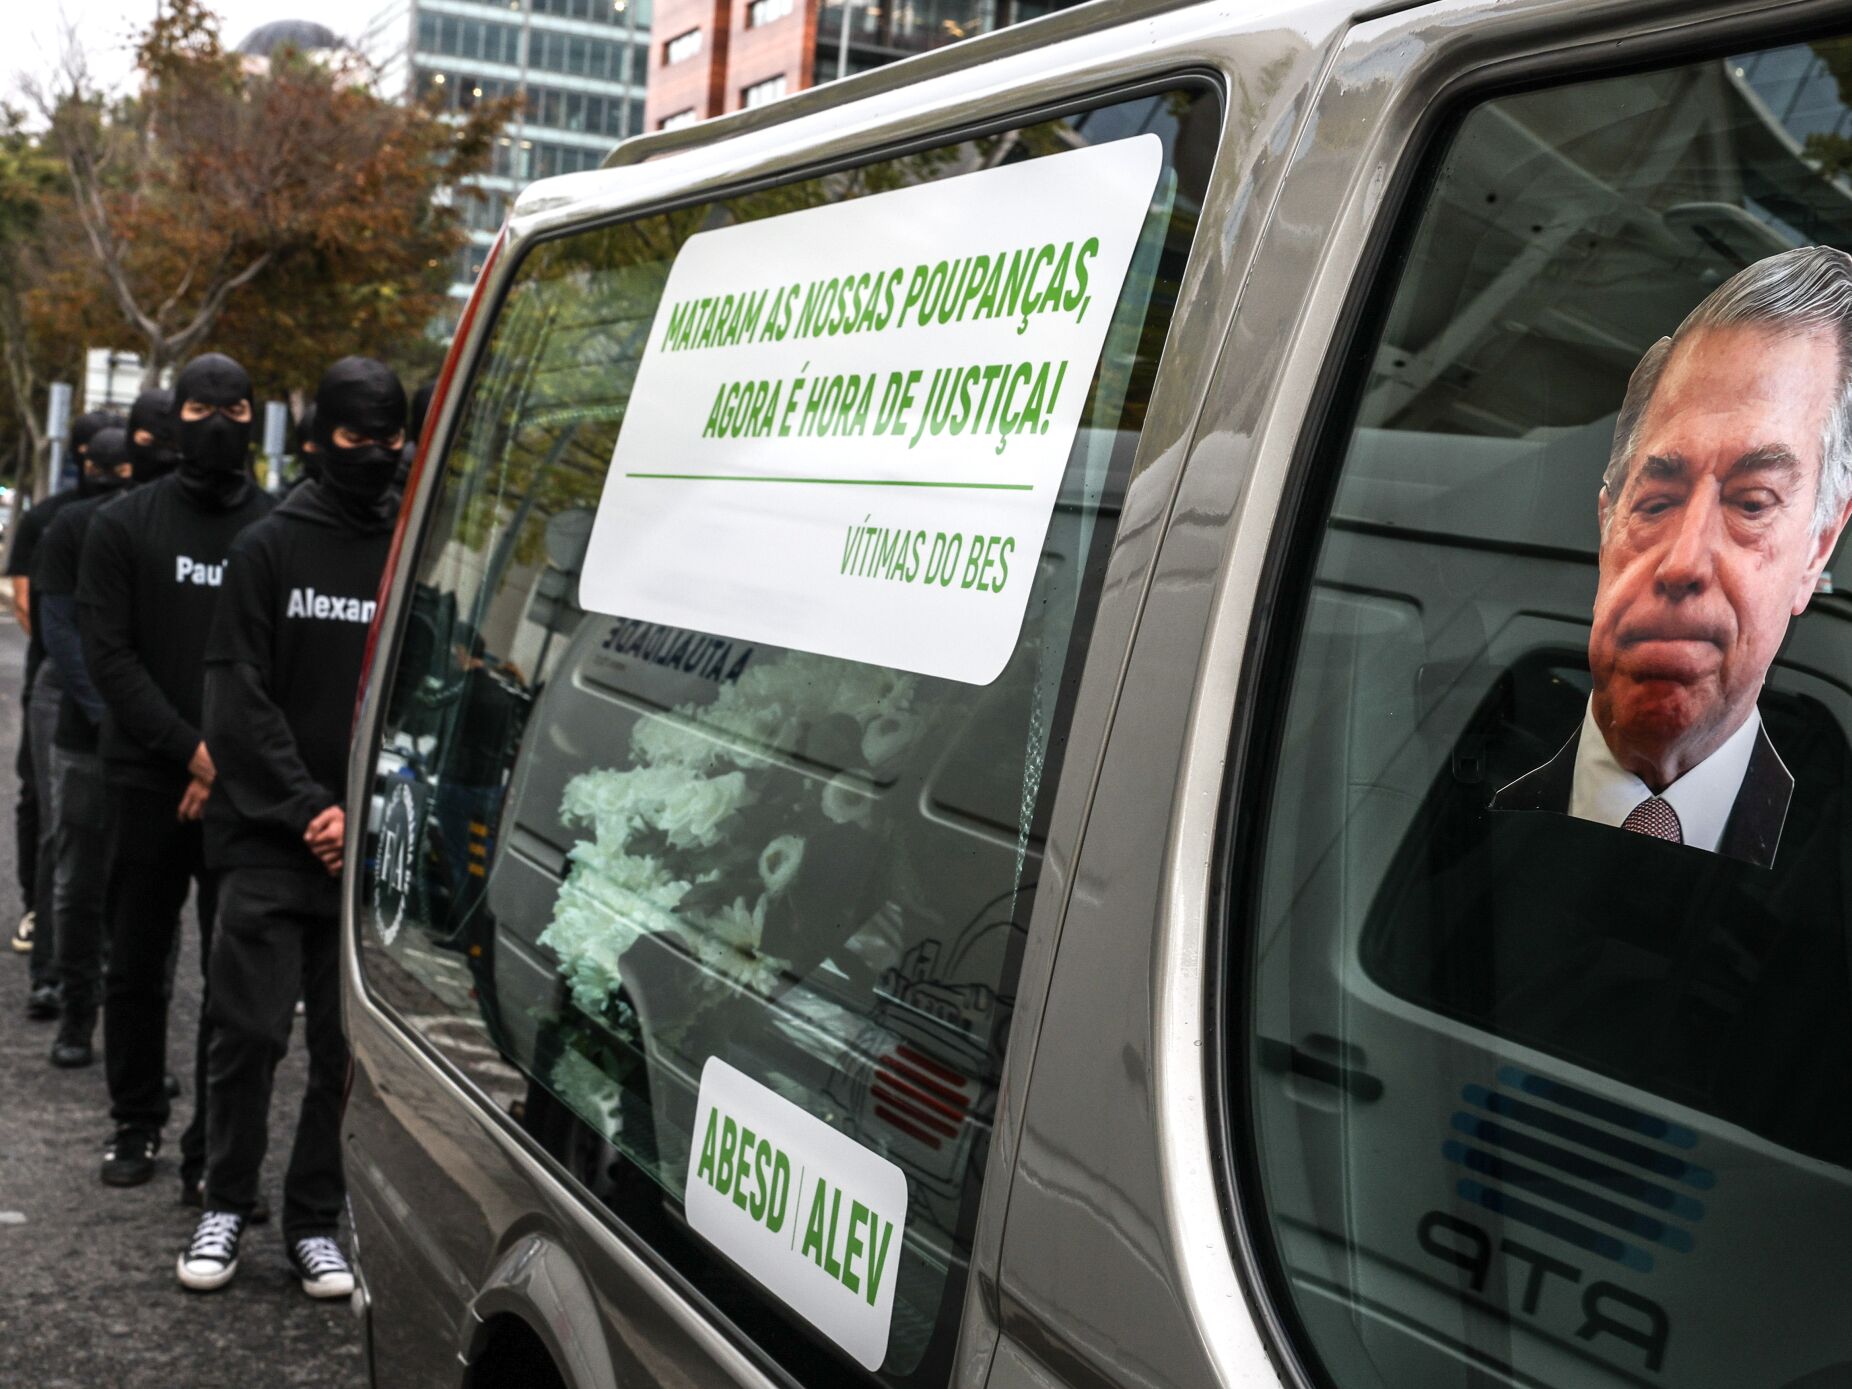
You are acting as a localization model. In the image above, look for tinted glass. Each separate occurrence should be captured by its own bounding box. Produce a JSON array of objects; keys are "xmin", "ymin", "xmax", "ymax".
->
[
  {"xmin": 1243, "ymin": 38, "xmax": 1852, "ymax": 1389},
  {"xmin": 358, "ymin": 90, "xmax": 1211, "ymax": 1389}
]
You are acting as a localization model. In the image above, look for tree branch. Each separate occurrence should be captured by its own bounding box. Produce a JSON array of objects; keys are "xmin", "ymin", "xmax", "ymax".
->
[{"xmin": 165, "ymin": 248, "xmax": 275, "ymax": 361}]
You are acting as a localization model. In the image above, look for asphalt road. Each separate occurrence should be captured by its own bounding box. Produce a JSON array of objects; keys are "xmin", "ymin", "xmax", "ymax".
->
[{"xmin": 0, "ymin": 619, "xmax": 366, "ymax": 1388}]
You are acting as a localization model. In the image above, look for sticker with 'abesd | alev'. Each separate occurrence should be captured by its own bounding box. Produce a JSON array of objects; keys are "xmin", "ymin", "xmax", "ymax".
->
[
  {"xmin": 684, "ymin": 1057, "xmax": 909, "ymax": 1371},
  {"xmin": 578, "ymin": 133, "xmax": 1164, "ymax": 686}
]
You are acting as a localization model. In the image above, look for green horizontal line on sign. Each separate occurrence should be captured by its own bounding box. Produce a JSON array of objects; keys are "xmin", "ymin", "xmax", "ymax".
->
[{"xmin": 625, "ymin": 471, "xmax": 1033, "ymax": 491}]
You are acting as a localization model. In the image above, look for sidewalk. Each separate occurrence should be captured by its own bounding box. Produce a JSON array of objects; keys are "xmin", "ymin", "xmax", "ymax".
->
[{"xmin": 0, "ymin": 619, "xmax": 365, "ymax": 1388}]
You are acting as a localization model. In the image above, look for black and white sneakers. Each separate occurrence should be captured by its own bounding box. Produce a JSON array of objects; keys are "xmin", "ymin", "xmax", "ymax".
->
[
  {"xmin": 289, "ymin": 1236, "xmax": 355, "ymax": 1299},
  {"xmin": 176, "ymin": 1213, "xmax": 347, "ymax": 1298},
  {"xmin": 177, "ymin": 1211, "xmax": 244, "ymax": 1291}
]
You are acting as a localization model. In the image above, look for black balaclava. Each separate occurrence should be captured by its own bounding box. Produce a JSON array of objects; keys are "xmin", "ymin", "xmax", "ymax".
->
[
  {"xmin": 71, "ymin": 410, "xmax": 121, "ymax": 497},
  {"xmin": 126, "ymin": 388, "xmax": 180, "ymax": 484},
  {"xmin": 84, "ymin": 426, "xmax": 133, "ymax": 497},
  {"xmin": 295, "ymin": 402, "xmax": 322, "ymax": 483},
  {"xmin": 174, "ymin": 353, "xmax": 254, "ymax": 509},
  {"xmin": 311, "ymin": 356, "xmax": 406, "ymax": 526}
]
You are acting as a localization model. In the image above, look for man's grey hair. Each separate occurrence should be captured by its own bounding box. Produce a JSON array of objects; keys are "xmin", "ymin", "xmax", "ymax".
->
[{"xmin": 1603, "ymin": 244, "xmax": 1852, "ymax": 537}]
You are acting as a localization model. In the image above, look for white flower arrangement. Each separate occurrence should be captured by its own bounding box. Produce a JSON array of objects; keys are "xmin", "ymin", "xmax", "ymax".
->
[
  {"xmin": 758, "ymin": 835, "xmax": 804, "ymax": 894},
  {"xmin": 538, "ymin": 649, "xmax": 922, "ymax": 1016}
]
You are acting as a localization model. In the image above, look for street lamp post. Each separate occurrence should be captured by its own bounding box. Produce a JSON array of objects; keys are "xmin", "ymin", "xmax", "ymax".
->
[{"xmin": 835, "ymin": 0, "xmax": 860, "ymax": 81}]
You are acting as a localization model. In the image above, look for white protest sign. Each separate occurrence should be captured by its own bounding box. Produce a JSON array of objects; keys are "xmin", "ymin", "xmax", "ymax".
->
[
  {"xmin": 684, "ymin": 1057, "xmax": 910, "ymax": 1371},
  {"xmin": 580, "ymin": 134, "xmax": 1164, "ymax": 685}
]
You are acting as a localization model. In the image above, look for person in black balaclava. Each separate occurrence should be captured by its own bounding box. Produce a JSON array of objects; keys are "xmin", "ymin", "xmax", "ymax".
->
[
  {"xmin": 180, "ymin": 357, "xmax": 403, "ymax": 1298},
  {"xmin": 79, "ymin": 354, "xmax": 273, "ymax": 1194},
  {"xmin": 10, "ymin": 408, "xmax": 124, "ymax": 1011},
  {"xmin": 35, "ymin": 423, "xmax": 136, "ymax": 1066},
  {"xmin": 67, "ymin": 410, "xmax": 117, "ymax": 492},
  {"xmin": 11, "ymin": 409, "xmax": 118, "ymax": 631},
  {"xmin": 126, "ymin": 387, "xmax": 183, "ymax": 484}
]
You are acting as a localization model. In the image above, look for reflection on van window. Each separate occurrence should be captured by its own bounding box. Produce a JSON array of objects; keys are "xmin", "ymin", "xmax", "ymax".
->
[
  {"xmin": 1245, "ymin": 39, "xmax": 1852, "ymax": 1389},
  {"xmin": 359, "ymin": 89, "xmax": 1213, "ymax": 1389}
]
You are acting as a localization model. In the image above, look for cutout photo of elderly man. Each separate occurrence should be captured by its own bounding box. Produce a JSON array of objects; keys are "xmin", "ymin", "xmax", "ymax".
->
[{"xmin": 1493, "ymin": 245, "xmax": 1852, "ymax": 868}]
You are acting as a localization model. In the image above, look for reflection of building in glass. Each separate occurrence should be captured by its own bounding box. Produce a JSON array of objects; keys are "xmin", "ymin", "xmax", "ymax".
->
[
  {"xmin": 642, "ymin": 0, "xmax": 1078, "ymax": 133},
  {"xmin": 1354, "ymin": 50, "xmax": 1852, "ymax": 447},
  {"xmin": 1735, "ymin": 45, "xmax": 1852, "ymax": 146},
  {"xmin": 406, "ymin": 0, "xmax": 654, "ymax": 298}
]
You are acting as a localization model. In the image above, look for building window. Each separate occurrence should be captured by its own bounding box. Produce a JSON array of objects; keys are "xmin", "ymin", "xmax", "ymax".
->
[
  {"xmin": 740, "ymin": 74, "xmax": 787, "ymax": 108},
  {"xmin": 659, "ymin": 108, "xmax": 698, "ymax": 131},
  {"xmin": 663, "ymin": 28, "xmax": 702, "ymax": 65},
  {"xmin": 746, "ymin": 0, "xmax": 793, "ymax": 27}
]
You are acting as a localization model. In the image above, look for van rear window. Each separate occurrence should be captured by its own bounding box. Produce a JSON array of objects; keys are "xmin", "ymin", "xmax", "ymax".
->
[
  {"xmin": 1237, "ymin": 33, "xmax": 1852, "ymax": 1389},
  {"xmin": 357, "ymin": 86, "xmax": 1213, "ymax": 1389}
]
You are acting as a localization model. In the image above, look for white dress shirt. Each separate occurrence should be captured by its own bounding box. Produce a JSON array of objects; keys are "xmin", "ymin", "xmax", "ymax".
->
[{"xmin": 1568, "ymin": 698, "xmax": 1763, "ymax": 853}]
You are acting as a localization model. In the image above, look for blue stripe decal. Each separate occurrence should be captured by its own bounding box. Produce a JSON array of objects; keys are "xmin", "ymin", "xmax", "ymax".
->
[
  {"xmin": 1496, "ymin": 1066, "xmax": 1698, "ymax": 1150},
  {"xmin": 1443, "ymin": 1141, "xmax": 1693, "ymax": 1251},
  {"xmin": 1450, "ymin": 1114, "xmax": 1705, "ymax": 1220},
  {"xmin": 1462, "ymin": 1085, "xmax": 1716, "ymax": 1189},
  {"xmin": 1456, "ymin": 1179, "xmax": 1655, "ymax": 1273}
]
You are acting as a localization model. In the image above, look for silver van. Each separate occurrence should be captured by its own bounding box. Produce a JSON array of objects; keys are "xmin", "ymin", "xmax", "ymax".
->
[{"xmin": 341, "ymin": 1, "xmax": 1852, "ymax": 1385}]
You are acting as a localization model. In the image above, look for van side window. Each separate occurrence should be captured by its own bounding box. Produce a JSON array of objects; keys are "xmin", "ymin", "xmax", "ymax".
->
[
  {"xmin": 358, "ymin": 89, "xmax": 1212, "ymax": 1389},
  {"xmin": 1240, "ymin": 38, "xmax": 1852, "ymax": 1389}
]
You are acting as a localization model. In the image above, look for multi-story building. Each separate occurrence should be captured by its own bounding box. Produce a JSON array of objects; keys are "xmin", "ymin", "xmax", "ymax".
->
[
  {"xmin": 406, "ymin": 0, "xmax": 655, "ymax": 296},
  {"xmin": 643, "ymin": 0, "xmax": 1071, "ymax": 132},
  {"xmin": 402, "ymin": 0, "xmax": 1078, "ymax": 297}
]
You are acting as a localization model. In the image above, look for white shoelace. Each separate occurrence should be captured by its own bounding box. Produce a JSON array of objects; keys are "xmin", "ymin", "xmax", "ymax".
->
[
  {"xmin": 187, "ymin": 1213, "xmax": 242, "ymax": 1263},
  {"xmin": 294, "ymin": 1236, "xmax": 348, "ymax": 1279}
]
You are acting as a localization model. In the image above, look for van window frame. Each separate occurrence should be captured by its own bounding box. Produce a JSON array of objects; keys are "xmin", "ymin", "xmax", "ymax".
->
[
  {"xmin": 1205, "ymin": 10, "xmax": 1852, "ymax": 1389},
  {"xmin": 352, "ymin": 67, "xmax": 1225, "ymax": 1389}
]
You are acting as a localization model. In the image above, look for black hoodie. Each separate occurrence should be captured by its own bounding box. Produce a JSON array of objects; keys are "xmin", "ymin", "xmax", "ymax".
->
[
  {"xmin": 11, "ymin": 490, "xmax": 86, "ymax": 691},
  {"xmin": 78, "ymin": 471, "xmax": 275, "ymax": 789},
  {"xmin": 201, "ymin": 479, "xmax": 394, "ymax": 869},
  {"xmin": 39, "ymin": 427, "xmax": 135, "ymax": 752}
]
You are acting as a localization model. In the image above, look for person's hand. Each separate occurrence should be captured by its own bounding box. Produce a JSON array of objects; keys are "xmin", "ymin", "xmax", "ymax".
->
[
  {"xmin": 304, "ymin": 804, "xmax": 345, "ymax": 876},
  {"xmin": 177, "ymin": 777, "xmax": 210, "ymax": 821},
  {"xmin": 188, "ymin": 742, "xmax": 215, "ymax": 785}
]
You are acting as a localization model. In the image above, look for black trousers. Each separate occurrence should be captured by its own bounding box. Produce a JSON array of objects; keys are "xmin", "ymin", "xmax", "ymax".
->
[
  {"xmin": 103, "ymin": 781, "xmax": 218, "ymax": 1182},
  {"xmin": 205, "ymin": 866, "xmax": 347, "ymax": 1239},
  {"xmin": 51, "ymin": 745, "xmax": 110, "ymax": 1017},
  {"xmin": 24, "ymin": 666, "xmax": 59, "ymax": 988},
  {"xmin": 14, "ymin": 687, "xmax": 35, "ymax": 919}
]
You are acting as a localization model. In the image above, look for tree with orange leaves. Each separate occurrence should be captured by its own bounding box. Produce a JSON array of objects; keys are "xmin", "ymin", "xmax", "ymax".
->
[{"xmin": 28, "ymin": 0, "xmax": 510, "ymax": 403}]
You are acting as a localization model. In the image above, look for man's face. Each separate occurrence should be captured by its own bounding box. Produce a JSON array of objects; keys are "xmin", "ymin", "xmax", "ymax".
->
[{"xmin": 1590, "ymin": 324, "xmax": 1851, "ymax": 783}]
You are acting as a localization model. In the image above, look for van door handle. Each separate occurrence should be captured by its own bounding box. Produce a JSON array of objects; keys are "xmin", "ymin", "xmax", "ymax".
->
[{"xmin": 1255, "ymin": 1036, "xmax": 1384, "ymax": 1102}]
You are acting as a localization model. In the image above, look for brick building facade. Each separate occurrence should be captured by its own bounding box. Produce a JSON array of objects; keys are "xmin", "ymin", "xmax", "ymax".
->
[{"xmin": 644, "ymin": 0, "xmax": 1069, "ymax": 131}]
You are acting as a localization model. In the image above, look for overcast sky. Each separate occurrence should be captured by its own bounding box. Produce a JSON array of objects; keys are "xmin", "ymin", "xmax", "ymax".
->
[{"xmin": 8, "ymin": 0, "xmax": 399, "ymax": 105}]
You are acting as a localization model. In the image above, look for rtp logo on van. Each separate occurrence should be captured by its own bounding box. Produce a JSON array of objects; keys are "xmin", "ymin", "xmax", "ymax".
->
[{"xmin": 685, "ymin": 1056, "xmax": 909, "ymax": 1371}]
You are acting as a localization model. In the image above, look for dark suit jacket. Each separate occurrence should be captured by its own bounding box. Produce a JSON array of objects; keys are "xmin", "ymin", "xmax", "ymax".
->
[{"xmin": 1489, "ymin": 720, "xmax": 1793, "ymax": 869}]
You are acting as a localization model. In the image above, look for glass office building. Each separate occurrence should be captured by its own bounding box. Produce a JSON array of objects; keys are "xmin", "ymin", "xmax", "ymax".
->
[{"xmin": 409, "ymin": 0, "xmax": 653, "ymax": 296}]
